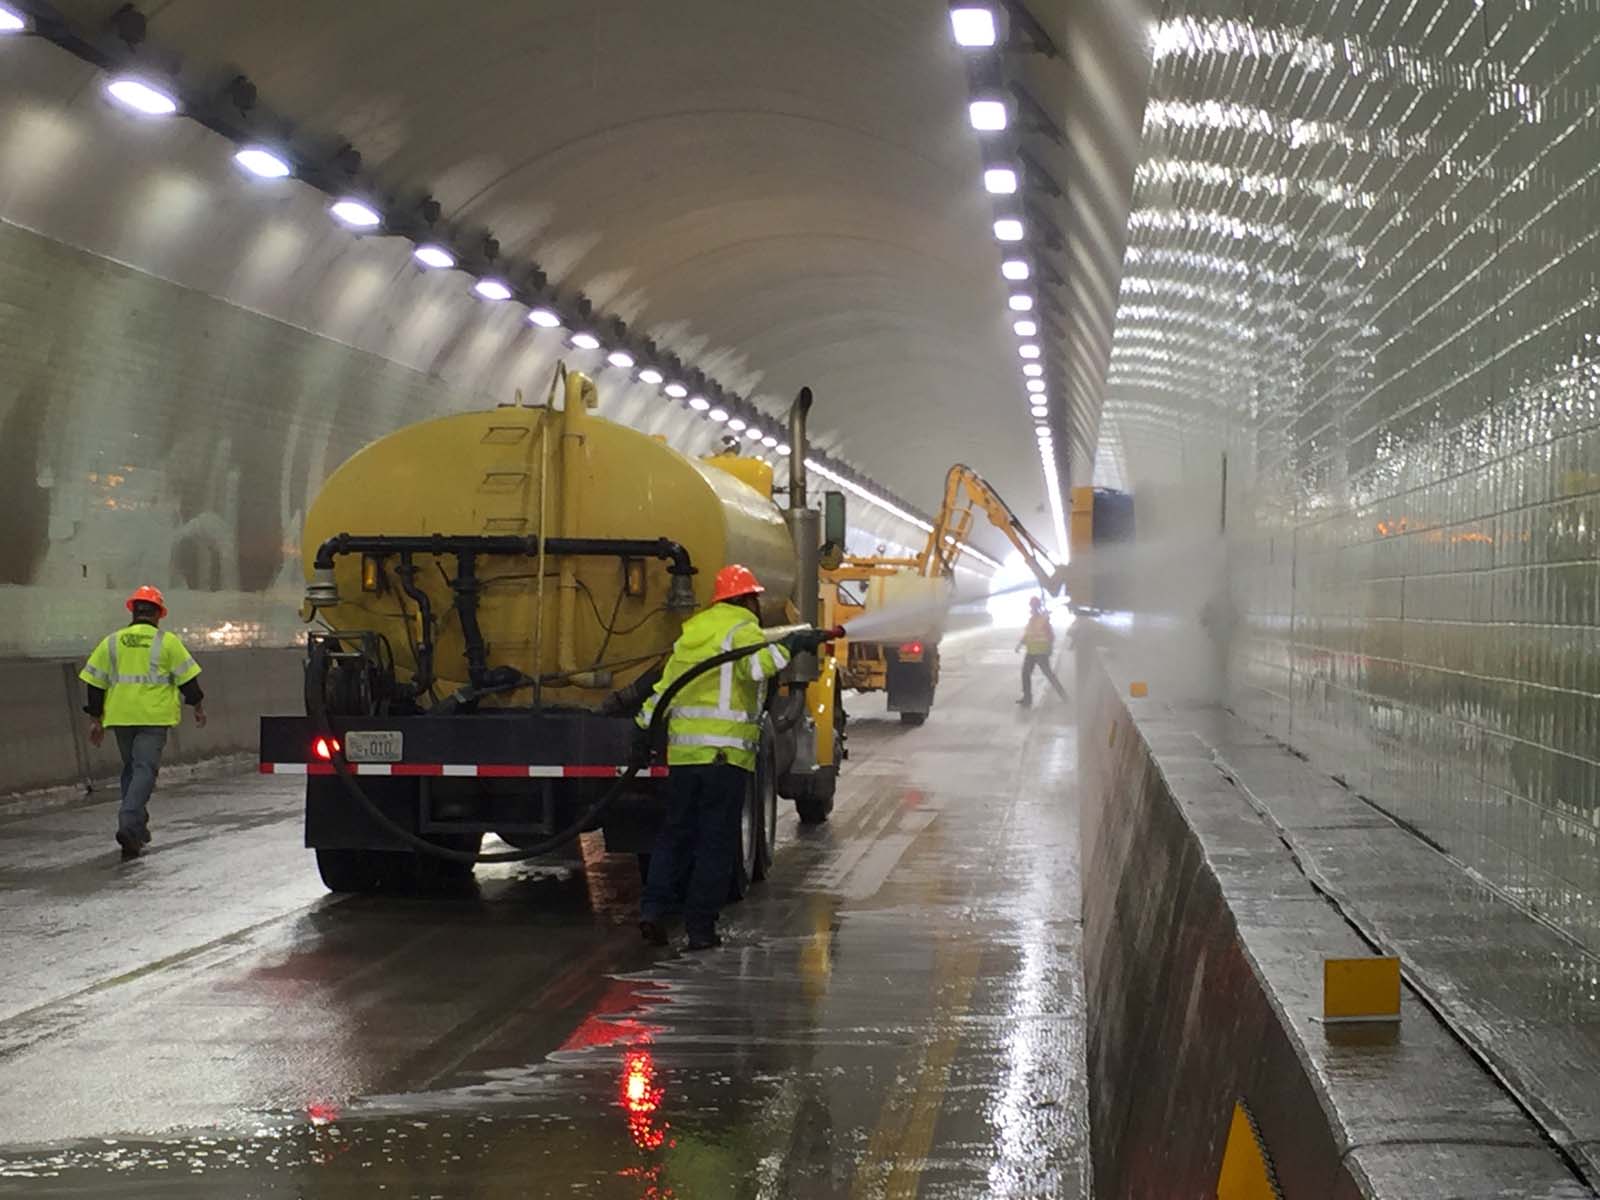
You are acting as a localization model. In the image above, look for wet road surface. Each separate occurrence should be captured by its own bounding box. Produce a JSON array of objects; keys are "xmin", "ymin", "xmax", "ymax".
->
[{"xmin": 0, "ymin": 630, "xmax": 1087, "ymax": 1198}]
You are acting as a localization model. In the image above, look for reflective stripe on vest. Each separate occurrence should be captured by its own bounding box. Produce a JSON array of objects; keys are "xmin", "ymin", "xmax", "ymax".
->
[{"xmin": 668, "ymin": 733, "xmax": 754, "ymax": 751}]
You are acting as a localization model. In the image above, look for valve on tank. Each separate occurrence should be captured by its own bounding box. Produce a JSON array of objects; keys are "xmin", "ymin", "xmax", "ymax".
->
[
  {"xmin": 306, "ymin": 565, "xmax": 339, "ymax": 610},
  {"xmin": 667, "ymin": 573, "xmax": 697, "ymax": 611}
]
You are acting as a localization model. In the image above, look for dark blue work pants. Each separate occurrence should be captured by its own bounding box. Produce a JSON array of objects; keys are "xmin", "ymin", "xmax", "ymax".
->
[
  {"xmin": 113, "ymin": 726, "xmax": 167, "ymax": 844},
  {"xmin": 640, "ymin": 763, "xmax": 746, "ymax": 938}
]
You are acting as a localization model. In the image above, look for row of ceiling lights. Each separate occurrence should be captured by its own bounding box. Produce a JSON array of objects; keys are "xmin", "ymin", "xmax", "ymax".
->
[
  {"xmin": 0, "ymin": 1, "xmax": 968, "ymax": 549},
  {"xmin": 948, "ymin": 2, "xmax": 1070, "ymax": 558}
]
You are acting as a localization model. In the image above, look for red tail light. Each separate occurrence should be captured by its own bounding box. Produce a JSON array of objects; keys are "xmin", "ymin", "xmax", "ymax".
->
[
  {"xmin": 899, "ymin": 641, "xmax": 924, "ymax": 661},
  {"xmin": 313, "ymin": 737, "xmax": 341, "ymax": 761}
]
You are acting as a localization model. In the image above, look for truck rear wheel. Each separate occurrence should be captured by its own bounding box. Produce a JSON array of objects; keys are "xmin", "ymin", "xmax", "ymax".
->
[
  {"xmin": 899, "ymin": 711, "xmax": 928, "ymax": 726},
  {"xmin": 316, "ymin": 847, "xmax": 383, "ymax": 893}
]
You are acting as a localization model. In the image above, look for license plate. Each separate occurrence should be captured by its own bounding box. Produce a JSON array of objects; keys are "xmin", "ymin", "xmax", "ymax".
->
[{"xmin": 345, "ymin": 730, "xmax": 403, "ymax": 763}]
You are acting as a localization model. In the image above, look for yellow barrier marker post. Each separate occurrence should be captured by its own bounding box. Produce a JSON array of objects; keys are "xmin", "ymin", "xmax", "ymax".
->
[
  {"xmin": 1323, "ymin": 956, "xmax": 1401, "ymax": 1024},
  {"xmin": 1217, "ymin": 1101, "xmax": 1282, "ymax": 1200},
  {"xmin": 1129, "ymin": 681, "xmax": 1148, "ymax": 698}
]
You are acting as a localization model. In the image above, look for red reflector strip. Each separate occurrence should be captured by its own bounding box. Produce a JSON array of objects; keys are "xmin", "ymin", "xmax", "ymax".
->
[{"xmin": 260, "ymin": 762, "xmax": 667, "ymax": 778}]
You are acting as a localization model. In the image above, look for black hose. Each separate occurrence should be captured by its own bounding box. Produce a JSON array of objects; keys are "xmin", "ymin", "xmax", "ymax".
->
[{"xmin": 310, "ymin": 638, "xmax": 785, "ymax": 864}]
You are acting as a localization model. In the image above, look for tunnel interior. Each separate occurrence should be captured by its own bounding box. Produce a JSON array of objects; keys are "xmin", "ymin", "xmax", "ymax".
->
[{"xmin": 4, "ymin": 0, "xmax": 1600, "ymax": 1196}]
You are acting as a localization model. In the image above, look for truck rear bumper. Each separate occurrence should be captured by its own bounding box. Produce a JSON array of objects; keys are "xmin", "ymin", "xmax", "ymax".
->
[{"xmin": 260, "ymin": 712, "xmax": 666, "ymax": 852}]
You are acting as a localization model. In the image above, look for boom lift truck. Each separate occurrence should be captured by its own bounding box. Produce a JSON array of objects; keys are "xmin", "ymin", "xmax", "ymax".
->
[{"xmin": 821, "ymin": 464, "xmax": 1068, "ymax": 724}]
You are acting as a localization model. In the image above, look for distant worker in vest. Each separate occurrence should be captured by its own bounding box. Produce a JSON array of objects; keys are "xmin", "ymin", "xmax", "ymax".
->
[
  {"xmin": 1016, "ymin": 595, "xmax": 1069, "ymax": 707},
  {"xmin": 80, "ymin": 586, "xmax": 206, "ymax": 860},
  {"xmin": 636, "ymin": 564, "xmax": 828, "ymax": 951}
]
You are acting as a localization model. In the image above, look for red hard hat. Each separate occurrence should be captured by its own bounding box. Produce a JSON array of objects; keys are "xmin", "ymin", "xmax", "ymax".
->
[
  {"xmin": 711, "ymin": 564, "xmax": 764, "ymax": 604},
  {"xmin": 126, "ymin": 585, "xmax": 168, "ymax": 619},
  {"xmin": 1030, "ymin": 596, "xmax": 1044, "ymax": 612}
]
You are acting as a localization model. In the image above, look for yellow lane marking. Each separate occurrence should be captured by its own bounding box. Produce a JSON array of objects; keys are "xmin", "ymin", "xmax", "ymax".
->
[{"xmin": 850, "ymin": 940, "xmax": 982, "ymax": 1199}]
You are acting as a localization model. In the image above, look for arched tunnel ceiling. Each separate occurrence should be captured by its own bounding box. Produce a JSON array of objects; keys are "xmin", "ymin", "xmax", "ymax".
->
[{"xmin": 36, "ymin": 0, "xmax": 1152, "ymax": 552}]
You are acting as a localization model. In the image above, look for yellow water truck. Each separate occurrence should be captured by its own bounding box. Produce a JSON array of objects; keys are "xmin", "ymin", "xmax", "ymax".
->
[{"xmin": 259, "ymin": 372, "xmax": 847, "ymax": 893}]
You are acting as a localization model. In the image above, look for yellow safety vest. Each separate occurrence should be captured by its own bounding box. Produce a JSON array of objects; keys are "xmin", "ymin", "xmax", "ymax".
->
[
  {"xmin": 81, "ymin": 623, "xmax": 201, "ymax": 727},
  {"xmin": 1022, "ymin": 614, "xmax": 1054, "ymax": 655},
  {"xmin": 637, "ymin": 602, "xmax": 790, "ymax": 771}
]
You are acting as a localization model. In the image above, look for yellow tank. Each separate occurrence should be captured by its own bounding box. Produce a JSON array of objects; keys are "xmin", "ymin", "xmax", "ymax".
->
[{"xmin": 304, "ymin": 372, "xmax": 796, "ymax": 704}]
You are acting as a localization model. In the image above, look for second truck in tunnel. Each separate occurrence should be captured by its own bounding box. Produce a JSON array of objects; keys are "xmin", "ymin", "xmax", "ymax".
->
[{"xmin": 259, "ymin": 371, "xmax": 848, "ymax": 894}]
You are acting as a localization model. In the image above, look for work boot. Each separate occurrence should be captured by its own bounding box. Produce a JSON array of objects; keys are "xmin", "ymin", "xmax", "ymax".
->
[
  {"xmin": 115, "ymin": 831, "xmax": 141, "ymax": 861},
  {"xmin": 685, "ymin": 931, "xmax": 722, "ymax": 952},
  {"xmin": 639, "ymin": 919, "xmax": 668, "ymax": 946}
]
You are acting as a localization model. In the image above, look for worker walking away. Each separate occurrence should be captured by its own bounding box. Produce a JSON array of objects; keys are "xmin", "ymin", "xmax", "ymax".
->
[
  {"xmin": 636, "ymin": 564, "xmax": 827, "ymax": 951},
  {"xmin": 1016, "ymin": 596, "xmax": 1068, "ymax": 707},
  {"xmin": 80, "ymin": 586, "xmax": 206, "ymax": 860}
]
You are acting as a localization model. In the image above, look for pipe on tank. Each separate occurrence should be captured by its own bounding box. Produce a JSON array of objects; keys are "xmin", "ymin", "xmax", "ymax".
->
[
  {"xmin": 784, "ymin": 387, "xmax": 820, "ymax": 683},
  {"xmin": 557, "ymin": 371, "xmax": 595, "ymax": 675},
  {"xmin": 788, "ymin": 387, "xmax": 811, "ymax": 509}
]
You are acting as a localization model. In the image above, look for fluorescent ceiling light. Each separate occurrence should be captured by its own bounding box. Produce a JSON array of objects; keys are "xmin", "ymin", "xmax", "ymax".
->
[
  {"xmin": 330, "ymin": 199, "xmax": 381, "ymax": 228},
  {"xmin": 762, "ymin": 435, "xmax": 778, "ymax": 448},
  {"xmin": 1002, "ymin": 259, "xmax": 1030, "ymax": 281},
  {"xmin": 1027, "ymin": 379, "xmax": 1047, "ymax": 393},
  {"xmin": 639, "ymin": 368, "xmax": 664, "ymax": 385},
  {"xmin": 709, "ymin": 408, "xmax": 729, "ymax": 423},
  {"xmin": 0, "ymin": 5, "xmax": 27, "ymax": 32},
  {"xmin": 1019, "ymin": 343, "xmax": 1041, "ymax": 359},
  {"xmin": 994, "ymin": 218, "xmax": 1024, "ymax": 242},
  {"xmin": 475, "ymin": 279, "xmax": 512, "ymax": 301},
  {"xmin": 570, "ymin": 332, "xmax": 601, "ymax": 350},
  {"xmin": 1031, "ymin": 405, "xmax": 1048, "ymax": 417},
  {"xmin": 744, "ymin": 427, "xmax": 764, "ymax": 442},
  {"xmin": 234, "ymin": 148, "xmax": 291, "ymax": 179},
  {"xmin": 665, "ymin": 383, "xmax": 689, "ymax": 399},
  {"xmin": 777, "ymin": 444, "xmax": 792, "ymax": 456},
  {"xmin": 728, "ymin": 417, "xmax": 748, "ymax": 432},
  {"xmin": 1014, "ymin": 319, "xmax": 1038, "ymax": 337},
  {"xmin": 1009, "ymin": 294, "xmax": 1034, "ymax": 312},
  {"xmin": 608, "ymin": 350, "xmax": 635, "ymax": 369},
  {"xmin": 968, "ymin": 100, "xmax": 1008, "ymax": 132},
  {"xmin": 950, "ymin": 6, "xmax": 997, "ymax": 46},
  {"xmin": 1023, "ymin": 363, "xmax": 1044, "ymax": 378},
  {"xmin": 984, "ymin": 166, "xmax": 1018, "ymax": 195},
  {"xmin": 528, "ymin": 307, "xmax": 562, "ymax": 328},
  {"xmin": 106, "ymin": 78, "xmax": 178, "ymax": 116},
  {"xmin": 413, "ymin": 244, "xmax": 455, "ymax": 269},
  {"xmin": 688, "ymin": 395, "xmax": 710, "ymax": 411}
]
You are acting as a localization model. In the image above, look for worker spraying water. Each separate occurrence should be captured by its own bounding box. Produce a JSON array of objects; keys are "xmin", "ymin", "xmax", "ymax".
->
[{"xmin": 636, "ymin": 565, "xmax": 833, "ymax": 951}]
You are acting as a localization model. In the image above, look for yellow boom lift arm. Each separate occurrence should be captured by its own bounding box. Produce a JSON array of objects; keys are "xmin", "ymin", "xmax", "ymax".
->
[{"xmin": 918, "ymin": 464, "xmax": 1067, "ymax": 591}]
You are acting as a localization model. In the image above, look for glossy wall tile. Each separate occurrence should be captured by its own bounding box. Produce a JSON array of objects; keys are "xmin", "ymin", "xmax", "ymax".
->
[{"xmin": 1101, "ymin": 1, "xmax": 1600, "ymax": 949}]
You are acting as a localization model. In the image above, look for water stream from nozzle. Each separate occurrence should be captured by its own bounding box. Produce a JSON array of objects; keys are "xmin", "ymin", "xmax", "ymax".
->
[{"xmin": 838, "ymin": 577, "xmax": 1061, "ymax": 643}]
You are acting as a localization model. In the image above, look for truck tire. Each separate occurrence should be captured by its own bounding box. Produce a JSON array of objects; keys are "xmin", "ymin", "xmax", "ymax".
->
[
  {"xmin": 415, "ymin": 833, "xmax": 482, "ymax": 891},
  {"xmin": 729, "ymin": 776, "xmax": 760, "ymax": 901},
  {"xmin": 754, "ymin": 721, "xmax": 779, "ymax": 880},
  {"xmin": 316, "ymin": 847, "xmax": 383, "ymax": 893},
  {"xmin": 899, "ymin": 711, "xmax": 928, "ymax": 726}
]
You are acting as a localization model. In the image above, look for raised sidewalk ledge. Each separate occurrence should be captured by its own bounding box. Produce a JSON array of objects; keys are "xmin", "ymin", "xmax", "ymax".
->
[{"xmin": 1081, "ymin": 655, "xmax": 1595, "ymax": 1198}]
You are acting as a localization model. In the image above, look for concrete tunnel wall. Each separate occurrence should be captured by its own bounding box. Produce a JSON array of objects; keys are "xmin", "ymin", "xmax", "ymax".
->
[{"xmin": 1076, "ymin": 653, "xmax": 1588, "ymax": 1198}]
